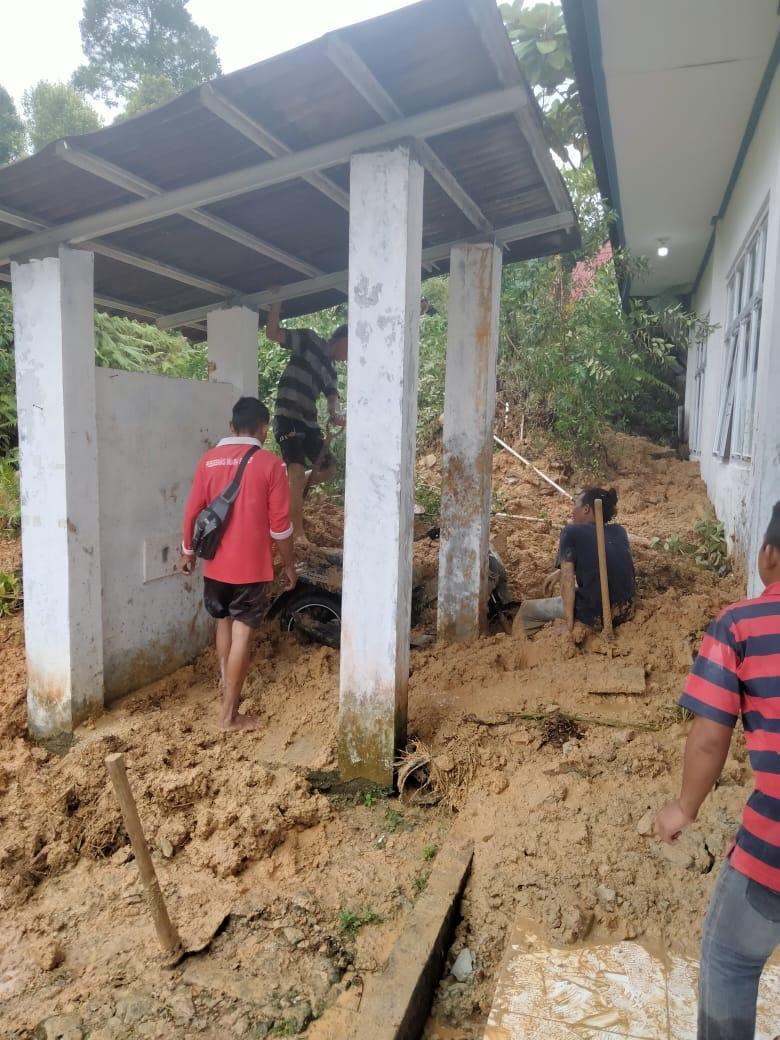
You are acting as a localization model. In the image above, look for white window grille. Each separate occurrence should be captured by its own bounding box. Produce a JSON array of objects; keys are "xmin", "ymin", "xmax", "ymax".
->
[
  {"xmin": 689, "ymin": 327, "xmax": 708, "ymax": 455},
  {"xmin": 713, "ymin": 216, "xmax": 767, "ymax": 461}
]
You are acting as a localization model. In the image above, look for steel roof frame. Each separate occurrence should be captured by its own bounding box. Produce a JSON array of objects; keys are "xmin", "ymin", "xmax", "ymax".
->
[
  {"xmin": 156, "ymin": 210, "xmax": 576, "ymax": 329},
  {"xmin": 0, "ymin": 86, "xmax": 527, "ymax": 264},
  {"xmin": 199, "ymin": 84, "xmax": 350, "ymax": 212},
  {"xmin": 325, "ymin": 34, "xmax": 494, "ymax": 235},
  {"xmin": 0, "ymin": 269, "xmax": 206, "ymax": 333},
  {"xmin": 0, "ymin": 203, "xmax": 236, "ymax": 299},
  {"xmin": 54, "ymin": 142, "xmax": 324, "ymax": 279}
]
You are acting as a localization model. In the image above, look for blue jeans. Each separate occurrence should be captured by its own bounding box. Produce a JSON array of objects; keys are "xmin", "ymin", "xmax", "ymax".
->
[{"xmin": 699, "ymin": 859, "xmax": 780, "ymax": 1039}]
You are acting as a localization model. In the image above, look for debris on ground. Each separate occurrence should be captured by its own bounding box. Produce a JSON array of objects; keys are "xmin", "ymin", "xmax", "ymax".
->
[{"xmin": 0, "ymin": 431, "xmax": 748, "ymax": 1038}]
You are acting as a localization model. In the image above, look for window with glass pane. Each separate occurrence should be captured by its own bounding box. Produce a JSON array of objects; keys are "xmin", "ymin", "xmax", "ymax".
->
[
  {"xmin": 713, "ymin": 218, "xmax": 767, "ymax": 460},
  {"xmin": 689, "ymin": 328, "xmax": 708, "ymax": 455}
]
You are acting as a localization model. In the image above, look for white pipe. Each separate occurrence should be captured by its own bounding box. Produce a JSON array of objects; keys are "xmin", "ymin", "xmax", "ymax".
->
[{"xmin": 493, "ymin": 434, "xmax": 573, "ymax": 499}]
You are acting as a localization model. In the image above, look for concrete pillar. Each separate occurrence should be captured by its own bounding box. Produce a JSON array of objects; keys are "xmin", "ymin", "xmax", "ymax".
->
[
  {"xmin": 438, "ymin": 243, "xmax": 502, "ymax": 641},
  {"xmin": 11, "ymin": 247, "xmax": 104, "ymax": 739},
  {"xmin": 206, "ymin": 305, "xmax": 259, "ymax": 398},
  {"xmin": 339, "ymin": 144, "xmax": 424, "ymax": 786}
]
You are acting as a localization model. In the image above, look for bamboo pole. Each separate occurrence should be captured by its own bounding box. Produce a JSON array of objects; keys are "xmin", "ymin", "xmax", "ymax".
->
[
  {"xmin": 105, "ymin": 753, "xmax": 183, "ymax": 960},
  {"xmin": 594, "ymin": 499, "xmax": 614, "ymax": 640},
  {"xmin": 493, "ymin": 435, "xmax": 572, "ymax": 499}
]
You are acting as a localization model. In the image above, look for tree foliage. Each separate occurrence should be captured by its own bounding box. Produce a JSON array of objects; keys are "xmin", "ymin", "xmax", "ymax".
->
[
  {"xmin": 0, "ymin": 86, "xmax": 25, "ymax": 166},
  {"xmin": 500, "ymin": 1, "xmax": 587, "ymax": 166},
  {"xmin": 73, "ymin": 0, "xmax": 220, "ymax": 105},
  {"xmin": 116, "ymin": 73, "xmax": 179, "ymax": 122},
  {"xmin": 497, "ymin": 166, "xmax": 711, "ymax": 462},
  {"xmin": 22, "ymin": 82, "xmax": 102, "ymax": 153}
]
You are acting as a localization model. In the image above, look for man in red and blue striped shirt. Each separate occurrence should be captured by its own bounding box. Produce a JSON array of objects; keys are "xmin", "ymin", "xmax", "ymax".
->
[{"xmin": 656, "ymin": 501, "xmax": 780, "ymax": 1040}]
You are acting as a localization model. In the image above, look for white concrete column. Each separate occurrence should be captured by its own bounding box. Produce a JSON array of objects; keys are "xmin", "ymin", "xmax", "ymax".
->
[
  {"xmin": 11, "ymin": 247, "xmax": 104, "ymax": 739},
  {"xmin": 206, "ymin": 305, "xmax": 259, "ymax": 398},
  {"xmin": 438, "ymin": 243, "xmax": 502, "ymax": 641},
  {"xmin": 339, "ymin": 144, "xmax": 424, "ymax": 786}
]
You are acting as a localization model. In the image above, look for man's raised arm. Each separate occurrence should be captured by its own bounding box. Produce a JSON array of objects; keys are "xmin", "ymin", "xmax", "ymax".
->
[{"xmin": 265, "ymin": 297, "xmax": 288, "ymax": 347}]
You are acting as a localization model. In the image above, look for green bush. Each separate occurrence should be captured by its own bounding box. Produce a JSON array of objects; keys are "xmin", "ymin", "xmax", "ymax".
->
[
  {"xmin": 0, "ymin": 569, "xmax": 22, "ymax": 615},
  {"xmin": 651, "ymin": 514, "xmax": 731, "ymax": 576},
  {"xmin": 0, "ymin": 451, "xmax": 20, "ymax": 529}
]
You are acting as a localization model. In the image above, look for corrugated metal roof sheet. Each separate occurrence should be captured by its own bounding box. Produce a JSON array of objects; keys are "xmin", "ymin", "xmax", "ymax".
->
[{"xmin": 0, "ymin": 0, "xmax": 578, "ymax": 336}]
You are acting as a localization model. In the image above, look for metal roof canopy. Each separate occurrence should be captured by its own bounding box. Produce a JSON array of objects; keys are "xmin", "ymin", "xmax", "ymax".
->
[{"xmin": 0, "ymin": 0, "xmax": 578, "ymax": 336}]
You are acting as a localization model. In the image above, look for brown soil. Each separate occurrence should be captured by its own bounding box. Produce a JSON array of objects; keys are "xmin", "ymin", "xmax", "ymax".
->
[{"xmin": 0, "ymin": 432, "xmax": 747, "ymax": 1039}]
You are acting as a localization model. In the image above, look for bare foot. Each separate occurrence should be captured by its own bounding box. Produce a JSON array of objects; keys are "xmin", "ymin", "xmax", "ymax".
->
[{"xmin": 220, "ymin": 714, "xmax": 261, "ymax": 732}]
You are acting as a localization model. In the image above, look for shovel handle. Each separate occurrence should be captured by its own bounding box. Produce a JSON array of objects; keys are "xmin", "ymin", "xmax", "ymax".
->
[
  {"xmin": 561, "ymin": 561, "xmax": 575, "ymax": 633},
  {"xmin": 105, "ymin": 753, "xmax": 183, "ymax": 958},
  {"xmin": 594, "ymin": 499, "xmax": 614, "ymax": 640}
]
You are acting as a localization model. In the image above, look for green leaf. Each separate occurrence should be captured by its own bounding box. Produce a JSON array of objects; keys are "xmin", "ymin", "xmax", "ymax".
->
[{"xmin": 536, "ymin": 39, "xmax": 558, "ymax": 54}]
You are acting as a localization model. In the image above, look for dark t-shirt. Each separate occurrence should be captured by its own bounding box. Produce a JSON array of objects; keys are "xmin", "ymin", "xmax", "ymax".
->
[
  {"xmin": 275, "ymin": 329, "xmax": 338, "ymax": 429},
  {"xmin": 556, "ymin": 522, "xmax": 635, "ymax": 626}
]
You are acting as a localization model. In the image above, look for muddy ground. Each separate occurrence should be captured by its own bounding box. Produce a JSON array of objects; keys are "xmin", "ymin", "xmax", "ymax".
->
[{"xmin": 0, "ymin": 430, "xmax": 748, "ymax": 1039}]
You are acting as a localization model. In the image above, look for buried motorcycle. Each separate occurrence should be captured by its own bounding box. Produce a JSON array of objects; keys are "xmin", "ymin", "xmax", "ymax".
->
[{"xmin": 266, "ymin": 530, "xmax": 518, "ymax": 649}]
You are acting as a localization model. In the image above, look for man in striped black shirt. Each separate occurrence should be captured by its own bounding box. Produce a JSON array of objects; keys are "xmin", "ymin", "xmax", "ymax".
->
[
  {"xmin": 655, "ymin": 500, "xmax": 780, "ymax": 1039},
  {"xmin": 266, "ymin": 299, "xmax": 347, "ymax": 543}
]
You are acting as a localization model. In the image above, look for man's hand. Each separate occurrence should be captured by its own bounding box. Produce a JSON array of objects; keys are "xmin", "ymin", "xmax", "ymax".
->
[
  {"xmin": 329, "ymin": 412, "xmax": 346, "ymax": 429},
  {"xmin": 543, "ymin": 569, "xmax": 561, "ymax": 596},
  {"xmin": 654, "ymin": 800, "xmax": 695, "ymax": 844},
  {"xmin": 283, "ymin": 563, "xmax": 298, "ymax": 592},
  {"xmin": 178, "ymin": 552, "xmax": 196, "ymax": 575}
]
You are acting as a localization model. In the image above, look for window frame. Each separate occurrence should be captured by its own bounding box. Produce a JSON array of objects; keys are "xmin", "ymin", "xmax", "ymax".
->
[
  {"xmin": 689, "ymin": 323, "xmax": 708, "ymax": 456},
  {"xmin": 713, "ymin": 215, "xmax": 767, "ymax": 462}
]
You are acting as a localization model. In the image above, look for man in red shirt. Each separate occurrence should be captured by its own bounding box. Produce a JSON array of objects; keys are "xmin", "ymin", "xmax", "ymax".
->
[
  {"xmin": 656, "ymin": 500, "xmax": 780, "ymax": 1039},
  {"xmin": 179, "ymin": 398, "xmax": 296, "ymax": 732}
]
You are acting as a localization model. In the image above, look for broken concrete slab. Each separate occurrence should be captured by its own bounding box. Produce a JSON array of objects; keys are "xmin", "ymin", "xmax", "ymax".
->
[{"xmin": 483, "ymin": 920, "xmax": 780, "ymax": 1038}]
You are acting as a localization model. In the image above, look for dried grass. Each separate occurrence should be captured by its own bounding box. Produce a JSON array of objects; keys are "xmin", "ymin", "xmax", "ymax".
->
[{"xmin": 396, "ymin": 738, "xmax": 479, "ymax": 812}]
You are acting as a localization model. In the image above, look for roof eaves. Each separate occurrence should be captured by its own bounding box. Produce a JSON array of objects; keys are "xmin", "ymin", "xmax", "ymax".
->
[{"xmin": 562, "ymin": 0, "xmax": 629, "ymax": 305}]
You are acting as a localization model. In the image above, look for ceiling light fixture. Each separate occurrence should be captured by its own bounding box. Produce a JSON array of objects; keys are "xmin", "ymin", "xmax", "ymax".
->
[{"xmin": 657, "ymin": 238, "xmax": 669, "ymax": 258}]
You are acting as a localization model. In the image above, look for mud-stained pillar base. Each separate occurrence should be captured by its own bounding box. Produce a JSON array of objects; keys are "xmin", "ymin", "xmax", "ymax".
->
[
  {"xmin": 206, "ymin": 305, "xmax": 259, "ymax": 399},
  {"xmin": 438, "ymin": 243, "xmax": 502, "ymax": 642},
  {"xmin": 339, "ymin": 144, "xmax": 424, "ymax": 786},
  {"xmin": 12, "ymin": 248, "xmax": 104, "ymax": 739}
]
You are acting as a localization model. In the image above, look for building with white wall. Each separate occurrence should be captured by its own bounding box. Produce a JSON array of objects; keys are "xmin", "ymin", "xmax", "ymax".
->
[
  {"xmin": 0, "ymin": 0, "xmax": 577, "ymax": 780},
  {"xmin": 564, "ymin": 0, "xmax": 780, "ymax": 594}
]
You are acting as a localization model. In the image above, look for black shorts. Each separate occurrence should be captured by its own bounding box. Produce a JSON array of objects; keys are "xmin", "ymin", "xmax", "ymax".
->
[
  {"xmin": 274, "ymin": 417, "xmax": 334, "ymax": 469},
  {"xmin": 203, "ymin": 578, "xmax": 269, "ymax": 629}
]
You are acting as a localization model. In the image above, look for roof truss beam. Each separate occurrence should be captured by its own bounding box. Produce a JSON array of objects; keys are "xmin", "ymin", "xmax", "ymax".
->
[
  {"xmin": 0, "ymin": 202, "xmax": 235, "ymax": 299},
  {"xmin": 157, "ymin": 210, "xmax": 575, "ymax": 329},
  {"xmin": 199, "ymin": 84, "xmax": 350, "ymax": 212},
  {"xmin": 461, "ymin": 0, "xmax": 572, "ymax": 216},
  {"xmin": 0, "ymin": 86, "xmax": 528, "ymax": 264},
  {"xmin": 54, "ymin": 142, "xmax": 324, "ymax": 279},
  {"xmin": 0, "ymin": 270, "xmax": 205, "ymax": 332},
  {"xmin": 325, "ymin": 34, "xmax": 494, "ymax": 235}
]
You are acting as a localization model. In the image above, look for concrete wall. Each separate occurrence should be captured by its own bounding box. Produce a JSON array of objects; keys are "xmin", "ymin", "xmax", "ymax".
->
[
  {"xmin": 689, "ymin": 64, "xmax": 780, "ymax": 592},
  {"xmin": 95, "ymin": 369, "xmax": 234, "ymax": 700}
]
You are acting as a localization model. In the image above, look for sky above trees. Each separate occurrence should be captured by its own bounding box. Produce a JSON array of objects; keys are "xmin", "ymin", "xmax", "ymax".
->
[{"xmin": 1, "ymin": 0, "xmax": 419, "ymax": 115}]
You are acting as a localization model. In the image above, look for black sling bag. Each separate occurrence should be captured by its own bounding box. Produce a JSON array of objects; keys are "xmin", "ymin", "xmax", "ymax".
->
[{"xmin": 191, "ymin": 446, "xmax": 261, "ymax": 560}]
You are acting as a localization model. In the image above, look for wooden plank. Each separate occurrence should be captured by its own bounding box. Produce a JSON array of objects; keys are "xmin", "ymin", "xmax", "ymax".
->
[{"xmin": 344, "ymin": 840, "xmax": 474, "ymax": 1040}]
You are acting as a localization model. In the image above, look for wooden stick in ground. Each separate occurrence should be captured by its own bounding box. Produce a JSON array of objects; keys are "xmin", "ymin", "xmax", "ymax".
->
[
  {"xmin": 594, "ymin": 499, "xmax": 614, "ymax": 641},
  {"xmin": 561, "ymin": 560, "xmax": 575, "ymax": 632},
  {"xmin": 493, "ymin": 434, "xmax": 573, "ymax": 499},
  {"xmin": 105, "ymin": 753, "xmax": 183, "ymax": 961}
]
